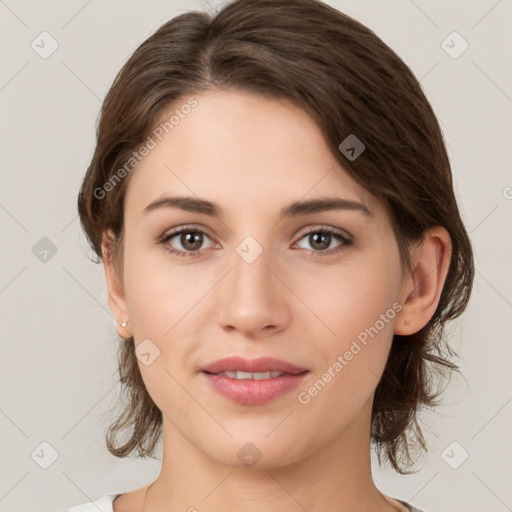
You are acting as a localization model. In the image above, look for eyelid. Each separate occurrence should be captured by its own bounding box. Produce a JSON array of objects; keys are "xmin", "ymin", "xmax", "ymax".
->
[
  {"xmin": 160, "ymin": 224, "xmax": 216, "ymax": 241},
  {"xmin": 296, "ymin": 224, "xmax": 353, "ymax": 241}
]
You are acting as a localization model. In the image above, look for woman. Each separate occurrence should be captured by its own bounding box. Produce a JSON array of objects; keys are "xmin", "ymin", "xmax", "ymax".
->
[{"xmin": 65, "ymin": 0, "xmax": 474, "ymax": 510}]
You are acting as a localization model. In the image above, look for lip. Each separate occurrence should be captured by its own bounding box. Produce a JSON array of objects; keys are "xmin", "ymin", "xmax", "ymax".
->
[
  {"xmin": 200, "ymin": 356, "xmax": 309, "ymax": 405},
  {"xmin": 200, "ymin": 356, "xmax": 308, "ymax": 375}
]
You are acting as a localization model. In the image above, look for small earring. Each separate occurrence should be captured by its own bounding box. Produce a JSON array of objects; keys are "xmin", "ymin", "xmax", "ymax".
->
[
  {"xmin": 404, "ymin": 320, "xmax": 410, "ymax": 326},
  {"xmin": 117, "ymin": 320, "xmax": 128, "ymax": 328}
]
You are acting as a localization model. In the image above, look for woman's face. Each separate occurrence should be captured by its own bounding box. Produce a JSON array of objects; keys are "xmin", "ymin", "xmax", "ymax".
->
[{"xmin": 112, "ymin": 89, "xmax": 407, "ymax": 468}]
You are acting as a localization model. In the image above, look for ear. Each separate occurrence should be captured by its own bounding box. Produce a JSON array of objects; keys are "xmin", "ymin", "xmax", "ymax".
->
[
  {"xmin": 102, "ymin": 229, "xmax": 132, "ymax": 338},
  {"xmin": 394, "ymin": 226, "xmax": 452, "ymax": 335}
]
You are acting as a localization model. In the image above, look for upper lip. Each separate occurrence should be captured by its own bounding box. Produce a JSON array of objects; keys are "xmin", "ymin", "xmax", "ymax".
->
[{"xmin": 200, "ymin": 356, "xmax": 308, "ymax": 375}]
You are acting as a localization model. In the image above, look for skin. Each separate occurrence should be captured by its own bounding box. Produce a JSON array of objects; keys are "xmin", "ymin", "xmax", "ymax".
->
[{"xmin": 103, "ymin": 89, "xmax": 452, "ymax": 512}]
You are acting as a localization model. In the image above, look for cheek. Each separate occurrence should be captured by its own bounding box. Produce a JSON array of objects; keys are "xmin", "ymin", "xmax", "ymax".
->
[
  {"xmin": 122, "ymin": 245, "xmax": 211, "ymax": 397},
  {"xmin": 122, "ymin": 255, "xmax": 202, "ymax": 418},
  {"xmin": 298, "ymin": 249, "xmax": 402, "ymax": 399},
  {"xmin": 303, "ymin": 251, "xmax": 402, "ymax": 345},
  {"xmin": 123, "ymin": 242, "xmax": 213, "ymax": 340},
  {"xmin": 295, "ymin": 298, "xmax": 399, "ymax": 434}
]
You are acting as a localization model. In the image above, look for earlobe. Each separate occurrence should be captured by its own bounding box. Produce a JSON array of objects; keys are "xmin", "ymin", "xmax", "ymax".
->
[
  {"xmin": 102, "ymin": 229, "xmax": 132, "ymax": 338},
  {"xmin": 394, "ymin": 227, "xmax": 452, "ymax": 335}
]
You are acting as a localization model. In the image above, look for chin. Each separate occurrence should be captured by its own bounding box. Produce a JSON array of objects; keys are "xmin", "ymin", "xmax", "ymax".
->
[{"xmin": 198, "ymin": 432, "xmax": 313, "ymax": 471}]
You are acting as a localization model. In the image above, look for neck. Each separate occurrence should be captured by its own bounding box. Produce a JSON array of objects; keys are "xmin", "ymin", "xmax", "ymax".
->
[{"xmin": 142, "ymin": 399, "xmax": 398, "ymax": 512}]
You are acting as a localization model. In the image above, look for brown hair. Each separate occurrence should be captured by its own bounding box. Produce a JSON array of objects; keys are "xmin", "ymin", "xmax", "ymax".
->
[{"xmin": 77, "ymin": 0, "xmax": 474, "ymax": 473}]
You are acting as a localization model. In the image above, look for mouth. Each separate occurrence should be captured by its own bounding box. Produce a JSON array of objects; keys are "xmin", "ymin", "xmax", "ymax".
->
[
  {"xmin": 199, "ymin": 356, "xmax": 309, "ymax": 405},
  {"xmin": 200, "ymin": 355, "xmax": 308, "ymax": 375},
  {"xmin": 204, "ymin": 370, "xmax": 296, "ymax": 380}
]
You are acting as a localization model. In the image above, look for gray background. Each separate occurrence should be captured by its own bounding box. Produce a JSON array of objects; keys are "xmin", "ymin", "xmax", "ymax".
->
[{"xmin": 1, "ymin": 1, "xmax": 511, "ymax": 511}]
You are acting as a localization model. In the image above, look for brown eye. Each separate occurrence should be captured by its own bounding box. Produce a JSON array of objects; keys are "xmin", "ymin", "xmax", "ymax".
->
[
  {"xmin": 161, "ymin": 228, "xmax": 215, "ymax": 257},
  {"xmin": 308, "ymin": 232, "xmax": 332, "ymax": 251},
  {"xmin": 294, "ymin": 227, "xmax": 352, "ymax": 256},
  {"xmin": 178, "ymin": 231, "xmax": 204, "ymax": 251}
]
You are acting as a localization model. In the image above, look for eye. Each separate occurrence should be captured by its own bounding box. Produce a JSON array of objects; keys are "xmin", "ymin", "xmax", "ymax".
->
[
  {"xmin": 160, "ymin": 227, "xmax": 216, "ymax": 258},
  {"xmin": 293, "ymin": 227, "xmax": 353, "ymax": 256},
  {"xmin": 159, "ymin": 225, "xmax": 353, "ymax": 258}
]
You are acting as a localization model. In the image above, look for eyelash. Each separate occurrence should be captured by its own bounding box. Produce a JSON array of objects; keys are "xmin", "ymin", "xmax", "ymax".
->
[{"xmin": 159, "ymin": 226, "xmax": 353, "ymax": 259}]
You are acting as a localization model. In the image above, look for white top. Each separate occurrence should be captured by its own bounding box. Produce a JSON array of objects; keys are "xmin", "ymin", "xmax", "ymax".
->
[{"xmin": 61, "ymin": 492, "xmax": 426, "ymax": 511}]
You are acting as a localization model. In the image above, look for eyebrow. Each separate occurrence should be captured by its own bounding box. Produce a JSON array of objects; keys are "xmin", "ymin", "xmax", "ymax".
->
[{"xmin": 143, "ymin": 195, "xmax": 372, "ymax": 218}]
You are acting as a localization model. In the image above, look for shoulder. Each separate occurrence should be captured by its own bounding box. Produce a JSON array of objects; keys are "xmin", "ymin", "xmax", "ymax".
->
[{"xmin": 59, "ymin": 493, "xmax": 120, "ymax": 512}]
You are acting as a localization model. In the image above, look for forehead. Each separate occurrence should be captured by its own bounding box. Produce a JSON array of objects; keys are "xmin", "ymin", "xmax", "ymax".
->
[{"xmin": 124, "ymin": 89, "xmax": 380, "ymax": 221}]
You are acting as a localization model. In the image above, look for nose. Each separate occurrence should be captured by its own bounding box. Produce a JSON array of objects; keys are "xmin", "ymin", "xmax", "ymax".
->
[{"xmin": 216, "ymin": 242, "xmax": 291, "ymax": 338}]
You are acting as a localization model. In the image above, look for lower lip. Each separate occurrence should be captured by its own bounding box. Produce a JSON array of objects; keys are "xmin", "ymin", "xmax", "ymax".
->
[{"xmin": 201, "ymin": 372, "xmax": 309, "ymax": 405}]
